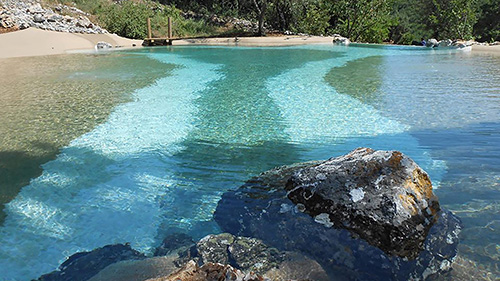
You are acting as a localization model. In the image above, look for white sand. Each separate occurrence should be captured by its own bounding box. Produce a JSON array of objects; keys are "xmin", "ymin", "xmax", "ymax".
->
[{"xmin": 0, "ymin": 28, "xmax": 143, "ymax": 58}]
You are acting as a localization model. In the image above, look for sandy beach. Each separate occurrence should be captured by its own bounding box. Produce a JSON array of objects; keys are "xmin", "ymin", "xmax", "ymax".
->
[
  {"xmin": 0, "ymin": 28, "xmax": 143, "ymax": 58},
  {"xmin": 1, "ymin": 28, "xmax": 499, "ymax": 58}
]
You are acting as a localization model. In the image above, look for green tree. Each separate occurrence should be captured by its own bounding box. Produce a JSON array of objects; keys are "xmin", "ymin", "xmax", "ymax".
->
[
  {"xmin": 425, "ymin": 0, "xmax": 478, "ymax": 39},
  {"xmin": 389, "ymin": 0, "xmax": 431, "ymax": 44},
  {"xmin": 473, "ymin": 0, "xmax": 500, "ymax": 42},
  {"xmin": 330, "ymin": 0, "xmax": 393, "ymax": 42},
  {"xmin": 294, "ymin": 0, "xmax": 331, "ymax": 35}
]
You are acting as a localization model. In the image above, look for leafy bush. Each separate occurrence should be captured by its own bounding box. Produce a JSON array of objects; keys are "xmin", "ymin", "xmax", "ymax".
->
[{"xmin": 100, "ymin": 1, "xmax": 154, "ymax": 39}]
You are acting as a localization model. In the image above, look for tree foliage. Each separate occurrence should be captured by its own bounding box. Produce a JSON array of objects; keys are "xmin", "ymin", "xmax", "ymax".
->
[
  {"xmin": 60, "ymin": 0, "xmax": 499, "ymax": 43},
  {"xmin": 330, "ymin": 0, "xmax": 393, "ymax": 42}
]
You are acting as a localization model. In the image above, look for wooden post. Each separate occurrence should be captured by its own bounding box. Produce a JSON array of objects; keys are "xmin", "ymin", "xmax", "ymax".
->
[
  {"xmin": 147, "ymin": 18, "xmax": 152, "ymax": 39},
  {"xmin": 167, "ymin": 17, "xmax": 173, "ymax": 45}
]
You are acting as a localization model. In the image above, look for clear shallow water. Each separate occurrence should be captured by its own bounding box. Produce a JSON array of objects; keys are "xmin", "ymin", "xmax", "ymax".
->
[{"xmin": 0, "ymin": 45, "xmax": 498, "ymax": 280}]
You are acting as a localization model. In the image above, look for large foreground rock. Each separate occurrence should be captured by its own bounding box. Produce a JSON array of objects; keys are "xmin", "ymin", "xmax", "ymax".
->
[
  {"xmin": 214, "ymin": 148, "xmax": 461, "ymax": 280},
  {"xmin": 173, "ymin": 233, "xmax": 329, "ymax": 280}
]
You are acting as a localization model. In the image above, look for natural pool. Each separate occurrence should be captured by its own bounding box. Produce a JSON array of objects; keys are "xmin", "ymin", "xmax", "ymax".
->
[{"xmin": 0, "ymin": 44, "xmax": 498, "ymax": 280}]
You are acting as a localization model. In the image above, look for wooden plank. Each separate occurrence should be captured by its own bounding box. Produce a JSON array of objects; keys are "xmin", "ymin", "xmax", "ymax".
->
[
  {"xmin": 167, "ymin": 17, "xmax": 172, "ymax": 39},
  {"xmin": 147, "ymin": 18, "xmax": 152, "ymax": 39}
]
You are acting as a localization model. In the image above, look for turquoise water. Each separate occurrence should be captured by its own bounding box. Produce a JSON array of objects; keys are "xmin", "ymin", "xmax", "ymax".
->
[{"xmin": 0, "ymin": 45, "xmax": 499, "ymax": 280}]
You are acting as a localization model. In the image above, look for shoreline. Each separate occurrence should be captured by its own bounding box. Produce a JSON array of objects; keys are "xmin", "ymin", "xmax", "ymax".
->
[{"xmin": 1, "ymin": 28, "xmax": 499, "ymax": 59}]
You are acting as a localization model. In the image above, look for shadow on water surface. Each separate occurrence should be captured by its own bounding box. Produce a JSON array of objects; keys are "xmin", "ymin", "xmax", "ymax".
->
[
  {"xmin": 0, "ymin": 142, "xmax": 62, "ymax": 223},
  {"xmin": 324, "ymin": 55, "xmax": 384, "ymax": 104},
  {"xmin": 0, "ymin": 53, "xmax": 176, "ymax": 225}
]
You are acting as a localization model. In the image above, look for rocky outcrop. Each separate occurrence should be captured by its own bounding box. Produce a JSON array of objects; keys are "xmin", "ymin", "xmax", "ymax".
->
[
  {"xmin": 286, "ymin": 148, "xmax": 440, "ymax": 259},
  {"xmin": 214, "ymin": 148, "xmax": 462, "ymax": 280},
  {"xmin": 332, "ymin": 34, "xmax": 350, "ymax": 45},
  {"xmin": 437, "ymin": 39, "xmax": 453, "ymax": 47},
  {"xmin": 0, "ymin": 0, "xmax": 106, "ymax": 33},
  {"xmin": 36, "ymin": 244, "xmax": 145, "ymax": 281},
  {"xmin": 426, "ymin": 38, "xmax": 439, "ymax": 48},
  {"xmin": 174, "ymin": 233, "xmax": 285, "ymax": 274}
]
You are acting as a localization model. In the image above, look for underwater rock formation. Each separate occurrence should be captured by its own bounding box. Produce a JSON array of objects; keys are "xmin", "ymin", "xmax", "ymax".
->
[
  {"xmin": 174, "ymin": 233, "xmax": 285, "ymax": 274},
  {"xmin": 36, "ymin": 244, "xmax": 145, "ymax": 281},
  {"xmin": 146, "ymin": 260, "xmax": 262, "ymax": 281},
  {"xmin": 214, "ymin": 148, "xmax": 461, "ymax": 280}
]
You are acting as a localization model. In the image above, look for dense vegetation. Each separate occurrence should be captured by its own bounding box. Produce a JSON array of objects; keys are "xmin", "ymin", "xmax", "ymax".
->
[{"xmin": 54, "ymin": 0, "xmax": 498, "ymax": 43}]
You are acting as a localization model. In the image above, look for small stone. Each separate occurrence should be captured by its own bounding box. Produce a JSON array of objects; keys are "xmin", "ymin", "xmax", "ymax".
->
[
  {"xmin": 95, "ymin": 41, "xmax": 112, "ymax": 49},
  {"xmin": 33, "ymin": 14, "xmax": 45, "ymax": 23}
]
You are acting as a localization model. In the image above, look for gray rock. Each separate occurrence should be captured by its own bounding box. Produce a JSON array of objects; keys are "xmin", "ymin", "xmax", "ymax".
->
[
  {"xmin": 76, "ymin": 16, "xmax": 93, "ymax": 28},
  {"xmin": 33, "ymin": 14, "xmax": 45, "ymax": 23},
  {"xmin": 286, "ymin": 148, "xmax": 439, "ymax": 259},
  {"xmin": 333, "ymin": 34, "xmax": 350, "ymax": 45},
  {"xmin": 437, "ymin": 39, "xmax": 453, "ymax": 47},
  {"xmin": 147, "ymin": 260, "xmax": 260, "ymax": 281},
  {"xmin": 96, "ymin": 41, "xmax": 113, "ymax": 49},
  {"xmin": 19, "ymin": 22, "xmax": 29, "ymax": 29},
  {"xmin": 27, "ymin": 4, "xmax": 44, "ymax": 14},
  {"xmin": 47, "ymin": 14, "xmax": 62, "ymax": 22},
  {"xmin": 214, "ymin": 148, "xmax": 461, "ymax": 281},
  {"xmin": 426, "ymin": 38, "xmax": 439, "ymax": 48},
  {"xmin": 175, "ymin": 233, "xmax": 285, "ymax": 274}
]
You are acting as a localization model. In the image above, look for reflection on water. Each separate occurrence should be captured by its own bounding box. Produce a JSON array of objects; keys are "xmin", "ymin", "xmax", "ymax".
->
[
  {"xmin": 0, "ymin": 54, "xmax": 175, "ymax": 223},
  {"xmin": 324, "ymin": 56, "xmax": 384, "ymax": 104}
]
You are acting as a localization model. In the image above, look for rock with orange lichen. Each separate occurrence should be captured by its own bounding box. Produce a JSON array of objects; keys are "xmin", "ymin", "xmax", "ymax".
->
[
  {"xmin": 214, "ymin": 148, "xmax": 461, "ymax": 280},
  {"xmin": 285, "ymin": 147, "xmax": 440, "ymax": 259}
]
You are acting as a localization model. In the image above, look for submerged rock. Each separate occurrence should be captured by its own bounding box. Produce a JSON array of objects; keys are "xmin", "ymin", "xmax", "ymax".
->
[
  {"xmin": 154, "ymin": 232, "xmax": 195, "ymax": 257},
  {"xmin": 175, "ymin": 233, "xmax": 285, "ymax": 274},
  {"xmin": 146, "ymin": 260, "xmax": 261, "ymax": 281},
  {"xmin": 171, "ymin": 233, "xmax": 329, "ymax": 281},
  {"xmin": 36, "ymin": 244, "xmax": 145, "ymax": 281},
  {"xmin": 214, "ymin": 148, "xmax": 461, "ymax": 280}
]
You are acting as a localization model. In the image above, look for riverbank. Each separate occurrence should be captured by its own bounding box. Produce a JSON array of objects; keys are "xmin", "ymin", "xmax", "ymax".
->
[
  {"xmin": 0, "ymin": 28, "xmax": 142, "ymax": 58},
  {"xmin": 1, "ymin": 28, "xmax": 500, "ymax": 59}
]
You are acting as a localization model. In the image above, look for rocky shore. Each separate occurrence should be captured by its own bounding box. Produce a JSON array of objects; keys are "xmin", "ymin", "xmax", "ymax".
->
[{"xmin": 0, "ymin": 0, "xmax": 106, "ymax": 34}]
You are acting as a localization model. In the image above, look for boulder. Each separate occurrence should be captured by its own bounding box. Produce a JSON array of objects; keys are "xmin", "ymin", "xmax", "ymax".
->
[
  {"xmin": 0, "ymin": 15, "xmax": 15, "ymax": 28},
  {"xmin": 146, "ymin": 260, "xmax": 259, "ymax": 281},
  {"xmin": 96, "ymin": 41, "xmax": 113, "ymax": 49},
  {"xmin": 33, "ymin": 14, "xmax": 45, "ymax": 23},
  {"xmin": 36, "ymin": 244, "xmax": 146, "ymax": 281},
  {"xmin": 286, "ymin": 148, "xmax": 440, "ymax": 259},
  {"xmin": 170, "ymin": 233, "xmax": 329, "ymax": 280},
  {"xmin": 214, "ymin": 148, "xmax": 461, "ymax": 281},
  {"xmin": 437, "ymin": 39, "xmax": 453, "ymax": 47},
  {"xmin": 76, "ymin": 16, "xmax": 93, "ymax": 28},
  {"xmin": 332, "ymin": 34, "xmax": 350, "ymax": 45},
  {"xmin": 174, "ymin": 233, "xmax": 285, "ymax": 274},
  {"xmin": 426, "ymin": 38, "xmax": 439, "ymax": 48}
]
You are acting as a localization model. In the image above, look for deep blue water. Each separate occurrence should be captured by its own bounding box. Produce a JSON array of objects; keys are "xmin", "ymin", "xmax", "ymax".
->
[{"xmin": 0, "ymin": 45, "xmax": 498, "ymax": 280}]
